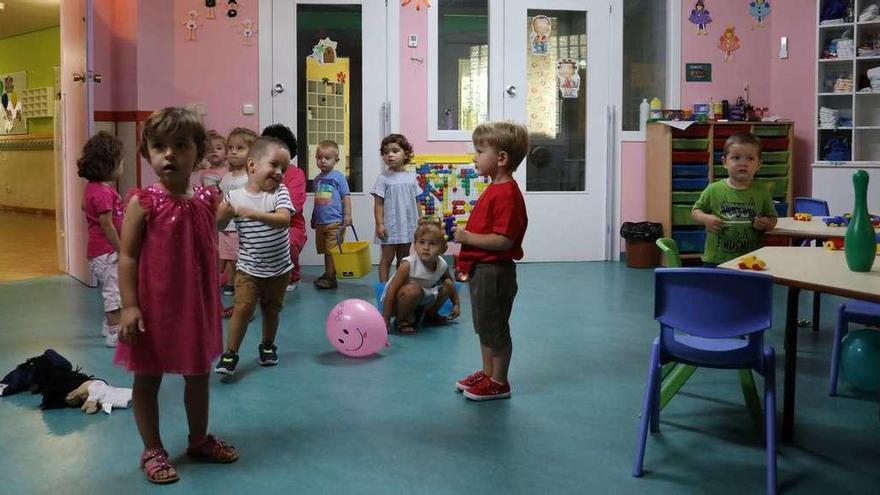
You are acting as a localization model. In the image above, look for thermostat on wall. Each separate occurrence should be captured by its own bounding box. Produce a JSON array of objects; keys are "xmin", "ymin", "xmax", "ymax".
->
[{"xmin": 408, "ymin": 34, "xmax": 418, "ymax": 48}]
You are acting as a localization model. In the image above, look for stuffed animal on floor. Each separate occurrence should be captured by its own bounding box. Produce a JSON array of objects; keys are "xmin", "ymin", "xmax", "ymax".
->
[{"xmin": 64, "ymin": 380, "xmax": 132, "ymax": 414}]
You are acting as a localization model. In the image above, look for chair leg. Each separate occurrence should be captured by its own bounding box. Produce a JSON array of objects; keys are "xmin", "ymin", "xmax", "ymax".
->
[
  {"xmin": 738, "ymin": 369, "xmax": 763, "ymax": 428},
  {"xmin": 763, "ymin": 348, "xmax": 778, "ymax": 495},
  {"xmin": 633, "ymin": 340, "xmax": 661, "ymax": 478},
  {"xmin": 660, "ymin": 364, "xmax": 698, "ymax": 410},
  {"xmin": 812, "ymin": 292, "xmax": 821, "ymax": 332},
  {"xmin": 660, "ymin": 362, "xmax": 676, "ymax": 381},
  {"xmin": 829, "ymin": 305, "xmax": 849, "ymax": 396}
]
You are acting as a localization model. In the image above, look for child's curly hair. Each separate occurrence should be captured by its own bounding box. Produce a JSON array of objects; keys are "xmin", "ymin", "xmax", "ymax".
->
[
  {"xmin": 414, "ymin": 217, "xmax": 448, "ymax": 253},
  {"xmin": 76, "ymin": 131, "xmax": 123, "ymax": 182},
  {"xmin": 380, "ymin": 133, "xmax": 414, "ymax": 164}
]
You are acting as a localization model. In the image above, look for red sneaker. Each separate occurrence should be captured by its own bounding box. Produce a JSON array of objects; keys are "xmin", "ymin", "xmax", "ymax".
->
[
  {"xmin": 463, "ymin": 378, "xmax": 511, "ymax": 401},
  {"xmin": 455, "ymin": 370, "xmax": 487, "ymax": 392}
]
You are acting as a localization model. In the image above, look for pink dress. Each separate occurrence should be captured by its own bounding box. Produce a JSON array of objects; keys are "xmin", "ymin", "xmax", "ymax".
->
[{"xmin": 113, "ymin": 184, "xmax": 222, "ymax": 375}]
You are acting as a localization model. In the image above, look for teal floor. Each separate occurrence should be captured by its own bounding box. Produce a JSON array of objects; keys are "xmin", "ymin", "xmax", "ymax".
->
[{"xmin": 1, "ymin": 263, "xmax": 879, "ymax": 494}]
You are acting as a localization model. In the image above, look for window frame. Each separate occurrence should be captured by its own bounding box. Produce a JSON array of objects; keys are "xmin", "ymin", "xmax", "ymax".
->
[{"xmin": 620, "ymin": 0, "xmax": 680, "ymax": 142}]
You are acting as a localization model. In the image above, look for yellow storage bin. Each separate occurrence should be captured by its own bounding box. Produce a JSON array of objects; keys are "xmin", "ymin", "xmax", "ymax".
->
[{"xmin": 330, "ymin": 227, "xmax": 373, "ymax": 279}]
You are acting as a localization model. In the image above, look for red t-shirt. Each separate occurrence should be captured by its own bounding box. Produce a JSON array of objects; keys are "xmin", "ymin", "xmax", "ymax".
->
[
  {"xmin": 283, "ymin": 165, "xmax": 308, "ymax": 244},
  {"xmin": 456, "ymin": 180, "xmax": 528, "ymax": 276},
  {"xmin": 83, "ymin": 182, "xmax": 124, "ymax": 258}
]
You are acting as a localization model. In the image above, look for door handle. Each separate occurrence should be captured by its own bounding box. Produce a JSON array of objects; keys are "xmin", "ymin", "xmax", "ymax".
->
[
  {"xmin": 272, "ymin": 83, "xmax": 285, "ymax": 95},
  {"xmin": 91, "ymin": 73, "xmax": 102, "ymax": 83},
  {"xmin": 506, "ymin": 85, "xmax": 517, "ymax": 96},
  {"xmin": 73, "ymin": 73, "xmax": 86, "ymax": 83}
]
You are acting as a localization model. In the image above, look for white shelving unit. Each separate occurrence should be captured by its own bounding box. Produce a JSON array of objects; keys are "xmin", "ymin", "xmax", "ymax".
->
[{"xmin": 815, "ymin": 0, "xmax": 880, "ymax": 165}]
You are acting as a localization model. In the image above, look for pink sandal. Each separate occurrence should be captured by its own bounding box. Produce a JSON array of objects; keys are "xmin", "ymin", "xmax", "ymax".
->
[
  {"xmin": 186, "ymin": 434, "xmax": 239, "ymax": 463},
  {"xmin": 140, "ymin": 448, "xmax": 179, "ymax": 484}
]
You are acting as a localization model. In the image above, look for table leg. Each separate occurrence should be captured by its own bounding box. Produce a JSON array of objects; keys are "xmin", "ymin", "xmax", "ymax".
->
[
  {"xmin": 812, "ymin": 291, "xmax": 821, "ymax": 332},
  {"xmin": 783, "ymin": 286, "xmax": 800, "ymax": 442}
]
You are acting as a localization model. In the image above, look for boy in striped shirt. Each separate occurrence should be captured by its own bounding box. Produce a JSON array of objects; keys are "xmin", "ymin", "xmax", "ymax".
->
[{"xmin": 215, "ymin": 137, "xmax": 294, "ymax": 376}]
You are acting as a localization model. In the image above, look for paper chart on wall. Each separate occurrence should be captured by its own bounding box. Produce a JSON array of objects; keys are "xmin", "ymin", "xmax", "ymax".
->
[{"xmin": 0, "ymin": 71, "xmax": 27, "ymax": 135}]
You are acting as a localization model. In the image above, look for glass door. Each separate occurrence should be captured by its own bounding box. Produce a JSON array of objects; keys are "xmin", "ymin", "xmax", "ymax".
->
[{"xmin": 502, "ymin": 0, "xmax": 610, "ymax": 261}]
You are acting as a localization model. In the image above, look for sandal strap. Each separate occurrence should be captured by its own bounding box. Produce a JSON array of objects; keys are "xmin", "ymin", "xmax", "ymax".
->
[
  {"xmin": 141, "ymin": 448, "xmax": 174, "ymax": 476},
  {"xmin": 191, "ymin": 434, "xmax": 236, "ymax": 458}
]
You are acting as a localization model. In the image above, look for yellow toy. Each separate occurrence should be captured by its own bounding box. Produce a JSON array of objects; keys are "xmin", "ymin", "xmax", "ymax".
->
[
  {"xmin": 793, "ymin": 213, "xmax": 812, "ymax": 221},
  {"xmin": 738, "ymin": 254, "xmax": 766, "ymax": 271}
]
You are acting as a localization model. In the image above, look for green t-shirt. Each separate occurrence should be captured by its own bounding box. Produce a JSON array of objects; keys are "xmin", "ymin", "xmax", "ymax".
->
[{"xmin": 692, "ymin": 180, "xmax": 777, "ymax": 264}]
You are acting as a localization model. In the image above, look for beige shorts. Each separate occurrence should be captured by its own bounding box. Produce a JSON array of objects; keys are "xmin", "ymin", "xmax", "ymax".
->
[
  {"xmin": 315, "ymin": 223, "xmax": 344, "ymax": 255},
  {"xmin": 88, "ymin": 252, "xmax": 121, "ymax": 312},
  {"xmin": 233, "ymin": 270, "xmax": 291, "ymax": 315}
]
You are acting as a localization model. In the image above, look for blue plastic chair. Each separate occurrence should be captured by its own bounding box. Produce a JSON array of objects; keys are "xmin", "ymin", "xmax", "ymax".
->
[
  {"xmin": 633, "ymin": 269, "xmax": 777, "ymax": 495},
  {"xmin": 829, "ymin": 300, "xmax": 880, "ymax": 395},
  {"xmin": 794, "ymin": 197, "xmax": 831, "ymax": 333}
]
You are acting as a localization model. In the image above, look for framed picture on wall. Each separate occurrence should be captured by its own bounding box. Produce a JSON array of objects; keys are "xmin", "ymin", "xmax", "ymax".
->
[
  {"xmin": 0, "ymin": 71, "xmax": 28, "ymax": 135},
  {"xmin": 685, "ymin": 63, "xmax": 712, "ymax": 83}
]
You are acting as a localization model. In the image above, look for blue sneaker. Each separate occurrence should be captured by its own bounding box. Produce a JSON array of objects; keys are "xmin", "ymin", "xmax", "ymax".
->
[{"xmin": 214, "ymin": 351, "xmax": 239, "ymax": 376}]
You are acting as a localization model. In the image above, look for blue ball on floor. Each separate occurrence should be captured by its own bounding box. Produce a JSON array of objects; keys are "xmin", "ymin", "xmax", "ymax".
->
[
  {"xmin": 373, "ymin": 281, "xmax": 462, "ymax": 317},
  {"xmin": 841, "ymin": 329, "xmax": 880, "ymax": 392}
]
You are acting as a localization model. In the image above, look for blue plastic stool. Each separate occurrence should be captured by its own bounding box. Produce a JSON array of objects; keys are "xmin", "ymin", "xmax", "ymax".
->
[{"xmin": 374, "ymin": 281, "xmax": 461, "ymax": 317}]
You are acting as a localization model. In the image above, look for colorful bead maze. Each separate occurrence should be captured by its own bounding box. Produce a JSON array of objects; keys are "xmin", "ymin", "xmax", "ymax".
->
[{"xmin": 412, "ymin": 155, "xmax": 490, "ymax": 241}]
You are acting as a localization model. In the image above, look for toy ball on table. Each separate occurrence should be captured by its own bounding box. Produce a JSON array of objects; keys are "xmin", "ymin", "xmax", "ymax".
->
[
  {"xmin": 841, "ymin": 329, "xmax": 880, "ymax": 392},
  {"xmin": 326, "ymin": 299, "xmax": 388, "ymax": 357}
]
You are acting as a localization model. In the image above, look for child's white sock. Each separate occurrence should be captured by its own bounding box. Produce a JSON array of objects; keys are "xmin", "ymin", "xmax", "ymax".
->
[
  {"xmin": 101, "ymin": 320, "xmax": 110, "ymax": 337},
  {"xmin": 105, "ymin": 325, "xmax": 119, "ymax": 348}
]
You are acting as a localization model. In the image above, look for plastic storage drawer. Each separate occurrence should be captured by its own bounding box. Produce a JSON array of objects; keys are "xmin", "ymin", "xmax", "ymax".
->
[
  {"xmin": 713, "ymin": 138, "xmax": 727, "ymax": 151},
  {"xmin": 754, "ymin": 126, "xmax": 789, "ymax": 137},
  {"xmin": 672, "ymin": 139, "xmax": 709, "ymax": 150},
  {"xmin": 672, "ymin": 230, "xmax": 706, "ymax": 253},
  {"xmin": 774, "ymin": 201, "xmax": 789, "ymax": 217},
  {"xmin": 762, "ymin": 151, "xmax": 789, "ymax": 163},
  {"xmin": 714, "ymin": 165, "xmax": 728, "ymax": 177},
  {"xmin": 671, "ymin": 205, "xmax": 699, "ymax": 226},
  {"xmin": 760, "ymin": 138, "xmax": 789, "ymax": 151},
  {"xmin": 671, "ymin": 125, "xmax": 710, "ymax": 138},
  {"xmin": 672, "ymin": 191, "xmax": 701, "ymax": 204},
  {"xmin": 756, "ymin": 164, "xmax": 789, "ymax": 176},
  {"xmin": 713, "ymin": 151, "xmax": 724, "ymax": 164},
  {"xmin": 672, "ymin": 178, "xmax": 709, "ymax": 190},
  {"xmin": 671, "ymin": 151, "xmax": 710, "ymax": 163},
  {"xmin": 713, "ymin": 126, "xmax": 742, "ymax": 138},
  {"xmin": 672, "ymin": 164, "xmax": 708, "ymax": 177}
]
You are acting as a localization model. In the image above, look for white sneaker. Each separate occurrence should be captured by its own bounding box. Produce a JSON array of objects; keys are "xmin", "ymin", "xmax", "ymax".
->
[
  {"xmin": 105, "ymin": 329, "xmax": 118, "ymax": 347},
  {"xmin": 101, "ymin": 321, "xmax": 109, "ymax": 337},
  {"xmin": 286, "ymin": 282, "xmax": 298, "ymax": 292}
]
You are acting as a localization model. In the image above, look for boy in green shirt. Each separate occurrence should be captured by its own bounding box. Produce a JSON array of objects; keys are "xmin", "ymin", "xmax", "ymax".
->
[{"xmin": 692, "ymin": 132, "xmax": 778, "ymax": 265}]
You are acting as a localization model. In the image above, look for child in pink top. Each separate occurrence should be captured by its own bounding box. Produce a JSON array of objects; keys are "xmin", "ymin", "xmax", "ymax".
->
[
  {"xmin": 77, "ymin": 131, "xmax": 125, "ymax": 347},
  {"xmin": 200, "ymin": 131, "xmax": 228, "ymax": 188},
  {"xmin": 261, "ymin": 123, "xmax": 307, "ymax": 290},
  {"xmin": 115, "ymin": 108, "xmax": 238, "ymax": 484}
]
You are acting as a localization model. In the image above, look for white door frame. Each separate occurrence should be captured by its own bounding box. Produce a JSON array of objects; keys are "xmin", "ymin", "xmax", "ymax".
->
[
  {"xmin": 260, "ymin": 0, "xmax": 397, "ymax": 265},
  {"xmin": 501, "ymin": 0, "xmax": 612, "ymax": 261}
]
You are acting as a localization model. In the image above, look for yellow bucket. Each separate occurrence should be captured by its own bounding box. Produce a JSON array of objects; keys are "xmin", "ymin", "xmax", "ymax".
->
[{"xmin": 330, "ymin": 226, "xmax": 373, "ymax": 279}]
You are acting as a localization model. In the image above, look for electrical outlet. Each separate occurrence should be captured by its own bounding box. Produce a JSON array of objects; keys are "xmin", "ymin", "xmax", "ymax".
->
[
  {"xmin": 242, "ymin": 103, "xmax": 255, "ymax": 115},
  {"xmin": 408, "ymin": 34, "xmax": 418, "ymax": 48}
]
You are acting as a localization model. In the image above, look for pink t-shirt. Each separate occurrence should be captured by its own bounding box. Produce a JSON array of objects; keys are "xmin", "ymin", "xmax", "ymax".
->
[{"xmin": 83, "ymin": 182, "xmax": 124, "ymax": 258}]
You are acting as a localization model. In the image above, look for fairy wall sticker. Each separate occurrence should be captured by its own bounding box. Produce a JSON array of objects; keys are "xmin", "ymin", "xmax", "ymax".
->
[
  {"xmin": 227, "ymin": 0, "xmax": 238, "ymax": 18},
  {"xmin": 719, "ymin": 25, "xmax": 741, "ymax": 62},
  {"xmin": 205, "ymin": 0, "xmax": 217, "ymax": 19},
  {"xmin": 530, "ymin": 15, "xmax": 551, "ymax": 55},
  {"xmin": 401, "ymin": 0, "xmax": 431, "ymax": 11},
  {"xmin": 182, "ymin": 10, "xmax": 203, "ymax": 41},
  {"xmin": 750, "ymin": 0, "xmax": 771, "ymax": 29},
  {"xmin": 689, "ymin": 1, "xmax": 712, "ymax": 36},
  {"xmin": 557, "ymin": 60, "xmax": 580, "ymax": 99},
  {"xmin": 237, "ymin": 19, "xmax": 257, "ymax": 47}
]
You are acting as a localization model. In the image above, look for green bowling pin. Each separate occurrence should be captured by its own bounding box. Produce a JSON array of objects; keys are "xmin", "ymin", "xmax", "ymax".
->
[{"xmin": 844, "ymin": 170, "xmax": 876, "ymax": 272}]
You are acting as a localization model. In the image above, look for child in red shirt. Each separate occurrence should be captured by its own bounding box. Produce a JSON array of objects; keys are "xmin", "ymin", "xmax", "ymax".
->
[{"xmin": 453, "ymin": 121, "xmax": 529, "ymax": 401}]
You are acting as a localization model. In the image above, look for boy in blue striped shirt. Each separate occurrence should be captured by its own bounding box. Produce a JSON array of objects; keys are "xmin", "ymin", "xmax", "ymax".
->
[{"xmin": 215, "ymin": 137, "xmax": 294, "ymax": 377}]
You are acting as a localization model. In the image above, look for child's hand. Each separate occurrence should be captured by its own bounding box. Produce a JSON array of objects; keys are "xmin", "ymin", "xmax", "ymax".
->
[
  {"xmin": 376, "ymin": 224, "xmax": 386, "ymax": 241},
  {"xmin": 218, "ymin": 201, "xmax": 235, "ymax": 218},
  {"xmin": 120, "ymin": 306, "xmax": 145, "ymax": 346},
  {"xmin": 343, "ymin": 214, "xmax": 352, "ymax": 227},
  {"xmin": 452, "ymin": 226, "xmax": 469, "ymax": 244},
  {"xmin": 703, "ymin": 215, "xmax": 726, "ymax": 233},
  {"xmin": 753, "ymin": 215, "xmax": 773, "ymax": 231},
  {"xmin": 237, "ymin": 207, "xmax": 260, "ymax": 220}
]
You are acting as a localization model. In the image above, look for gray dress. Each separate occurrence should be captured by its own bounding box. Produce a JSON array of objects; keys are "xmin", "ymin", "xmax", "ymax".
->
[{"xmin": 371, "ymin": 169, "xmax": 420, "ymax": 244}]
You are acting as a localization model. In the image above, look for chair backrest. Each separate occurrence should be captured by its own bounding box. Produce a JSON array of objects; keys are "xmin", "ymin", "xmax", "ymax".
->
[
  {"xmin": 654, "ymin": 268, "xmax": 773, "ymax": 339},
  {"xmin": 794, "ymin": 196, "xmax": 830, "ymax": 216},
  {"xmin": 655, "ymin": 238, "xmax": 682, "ymax": 268}
]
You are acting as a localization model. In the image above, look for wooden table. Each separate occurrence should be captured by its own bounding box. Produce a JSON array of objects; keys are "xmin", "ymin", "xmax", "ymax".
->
[
  {"xmin": 719, "ymin": 247, "xmax": 880, "ymax": 442},
  {"xmin": 768, "ymin": 216, "xmax": 853, "ymax": 240}
]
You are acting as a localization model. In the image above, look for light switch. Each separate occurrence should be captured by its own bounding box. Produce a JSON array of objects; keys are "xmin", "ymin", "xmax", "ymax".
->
[
  {"xmin": 242, "ymin": 103, "xmax": 255, "ymax": 115},
  {"xmin": 408, "ymin": 34, "xmax": 418, "ymax": 48},
  {"xmin": 779, "ymin": 36, "xmax": 789, "ymax": 59}
]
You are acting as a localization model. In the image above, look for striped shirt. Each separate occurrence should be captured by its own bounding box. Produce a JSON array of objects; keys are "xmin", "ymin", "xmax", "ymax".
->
[{"xmin": 229, "ymin": 185, "xmax": 294, "ymax": 278}]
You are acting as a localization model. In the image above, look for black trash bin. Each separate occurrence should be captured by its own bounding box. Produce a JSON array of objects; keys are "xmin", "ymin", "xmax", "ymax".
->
[{"xmin": 620, "ymin": 222, "xmax": 663, "ymax": 268}]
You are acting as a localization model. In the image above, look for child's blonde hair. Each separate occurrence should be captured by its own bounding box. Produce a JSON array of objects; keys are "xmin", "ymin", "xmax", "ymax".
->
[
  {"xmin": 472, "ymin": 121, "xmax": 530, "ymax": 171},
  {"xmin": 228, "ymin": 127, "xmax": 258, "ymax": 147},
  {"xmin": 139, "ymin": 107, "xmax": 207, "ymax": 164},
  {"xmin": 208, "ymin": 130, "xmax": 226, "ymax": 147},
  {"xmin": 723, "ymin": 132, "xmax": 763, "ymax": 157},
  {"xmin": 318, "ymin": 139, "xmax": 340, "ymax": 157},
  {"xmin": 414, "ymin": 218, "xmax": 448, "ymax": 253}
]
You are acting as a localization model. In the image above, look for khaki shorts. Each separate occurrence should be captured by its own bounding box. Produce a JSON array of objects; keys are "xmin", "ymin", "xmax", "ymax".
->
[
  {"xmin": 233, "ymin": 270, "xmax": 291, "ymax": 315},
  {"xmin": 88, "ymin": 252, "xmax": 121, "ymax": 312},
  {"xmin": 315, "ymin": 223, "xmax": 344, "ymax": 254},
  {"xmin": 468, "ymin": 261, "xmax": 518, "ymax": 350}
]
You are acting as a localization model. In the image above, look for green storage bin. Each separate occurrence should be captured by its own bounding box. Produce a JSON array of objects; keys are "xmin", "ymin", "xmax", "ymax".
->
[
  {"xmin": 671, "ymin": 204, "xmax": 699, "ymax": 226},
  {"xmin": 762, "ymin": 151, "xmax": 789, "ymax": 163},
  {"xmin": 672, "ymin": 191, "xmax": 701, "ymax": 204},
  {"xmin": 756, "ymin": 164, "xmax": 789, "ymax": 176},
  {"xmin": 672, "ymin": 138, "xmax": 709, "ymax": 150},
  {"xmin": 714, "ymin": 165, "xmax": 728, "ymax": 177},
  {"xmin": 754, "ymin": 177, "xmax": 788, "ymax": 198},
  {"xmin": 754, "ymin": 125, "xmax": 790, "ymax": 137}
]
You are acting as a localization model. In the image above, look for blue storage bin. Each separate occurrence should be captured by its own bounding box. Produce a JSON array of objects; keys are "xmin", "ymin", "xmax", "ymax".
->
[
  {"xmin": 774, "ymin": 201, "xmax": 789, "ymax": 217},
  {"xmin": 672, "ymin": 229, "xmax": 706, "ymax": 253},
  {"xmin": 672, "ymin": 164, "xmax": 708, "ymax": 178},
  {"xmin": 671, "ymin": 178, "xmax": 709, "ymax": 190}
]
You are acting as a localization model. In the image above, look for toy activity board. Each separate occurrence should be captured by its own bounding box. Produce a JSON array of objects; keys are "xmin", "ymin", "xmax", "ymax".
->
[
  {"xmin": 411, "ymin": 154, "xmax": 490, "ymax": 241},
  {"xmin": 305, "ymin": 54, "xmax": 350, "ymax": 180}
]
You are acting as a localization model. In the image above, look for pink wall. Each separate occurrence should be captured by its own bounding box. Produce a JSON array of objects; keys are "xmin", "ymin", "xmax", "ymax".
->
[
  {"xmin": 621, "ymin": 0, "xmax": 817, "ymax": 227},
  {"xmin": 399, "ymin": 6, "xmax": 470, "ymax": 154}
]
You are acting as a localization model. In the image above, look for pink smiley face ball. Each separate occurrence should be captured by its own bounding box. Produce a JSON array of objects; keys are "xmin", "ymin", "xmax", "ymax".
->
[{"xmin": 326, "ymin": 299, "xmax": 389, "ymax": 357}]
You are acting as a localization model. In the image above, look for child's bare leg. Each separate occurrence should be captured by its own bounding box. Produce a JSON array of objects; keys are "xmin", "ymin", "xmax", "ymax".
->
[
  {"xmin": 479, "ymin": 345, "xmax": 494, "ymax": 378},
  {"xmin": 183, "ymin": 374, "xmax": 209, "ymax": 443},
  {"xmin": 226, "ymin": 302, "xmax": 256, "ymax": 353},
  {"xmin": 261, "ymin": 305, "xmax": 281, "ymax": 344},
  {"xmin": 378, "ymin": 245, "xmax": 396, "ymax": 282},
  {"xmin": 133, "ymin": 374, "xmax": 164, "ymax": 449},
  {"xmin": 490, "ymin": 342, "xmax": 512, "ymax": 384},
  {"xmin": 394, "ymin": 244, "xmax": 411, "ymax": 272},
  {"xmin": 324, "ymin": 254, "xmax": 336, "ymax": 279},
  {"xmin": 106, "ymin": 308, "xmax": 121, "ymax": 326},
  {"xmin": 395, "ymin": 282, "xmax": 423, "ymax": 325}
]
